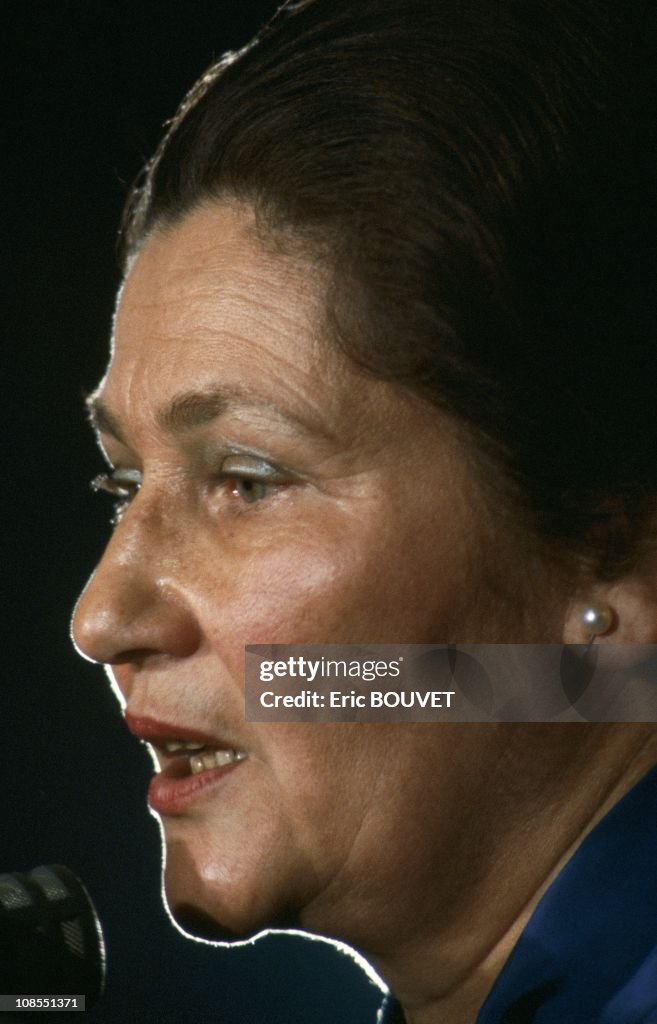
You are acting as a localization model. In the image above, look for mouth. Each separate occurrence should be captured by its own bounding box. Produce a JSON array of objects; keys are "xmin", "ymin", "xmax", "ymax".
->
[
  {"xmin": 124, "ymin": 713, "xmax": 248, "ymax": 815},
  {"xmin": 154, "ymin": 739, "xmax": 247, "ymax": 779}
]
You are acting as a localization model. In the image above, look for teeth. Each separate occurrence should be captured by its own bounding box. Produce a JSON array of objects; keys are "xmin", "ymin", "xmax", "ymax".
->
[
  {"xmin": 189, "ymin": 750, "xmax": 246, "ymax": 775},
  {"xmin": 164, "ymin": 740, "xmax": 206, "ymax": 753}
]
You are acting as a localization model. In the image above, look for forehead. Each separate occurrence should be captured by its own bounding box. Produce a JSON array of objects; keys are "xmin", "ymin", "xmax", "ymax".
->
[
  {"xmin": 103, "ymin": 201, "xmax": 337, "ymax": 417},
  {"xmin": 98, "ymin": 200, "xmax": 452, "ymax": 457},
  {"xmin": 119, "ymin": 200, "xmax": 320, "ymax": 315}
]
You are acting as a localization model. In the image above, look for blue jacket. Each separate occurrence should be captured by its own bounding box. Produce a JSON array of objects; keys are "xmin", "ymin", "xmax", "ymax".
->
[{"xmin": 379, "ymin": 765, "xmax": 657, "ymax": 1023}]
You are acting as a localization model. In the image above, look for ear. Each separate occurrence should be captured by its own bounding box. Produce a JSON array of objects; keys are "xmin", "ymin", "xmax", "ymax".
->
[{"xmin": 563, "ymin": 578, "xmax": 657, "ymax": 644}]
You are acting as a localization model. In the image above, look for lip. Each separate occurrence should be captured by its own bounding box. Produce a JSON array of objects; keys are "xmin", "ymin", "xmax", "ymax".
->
[
  {"xmin": 147, "ymin": 759, "xmax": 245, "ymax": 816},
  {"xmin": 124, "ymin": 713, "xmax": 222, "ymax": 747},
  {"xmin": 124, "ymin": 712, "xmax": 247, "ymax": 816}
]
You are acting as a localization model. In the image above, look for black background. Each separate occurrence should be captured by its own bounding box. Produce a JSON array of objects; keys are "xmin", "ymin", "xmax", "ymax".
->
[{"xmin": 3, "ymin": 4, "xmax": 383, "ymax": 1021}]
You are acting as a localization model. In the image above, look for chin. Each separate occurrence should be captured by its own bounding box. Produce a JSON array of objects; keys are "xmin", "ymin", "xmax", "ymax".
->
[
  {"xmin": 168, "ymin": 897, "xmax": 300, "ymax": 943},
  {"xmin": 160, "ymin": 831, "xmax": 302, "ymax": 943}
]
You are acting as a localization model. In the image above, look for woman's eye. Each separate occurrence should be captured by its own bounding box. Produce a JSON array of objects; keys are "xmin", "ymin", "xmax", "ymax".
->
[
  {"xmin": 218, "ymin": 456, "xmax": 289, "ymax": 507},
  {"xmin": 230, "ymin": 477, "xmax": 271, "ymax": 504},
  {"xmin": 91, "ymin": 469, "xmax": 142, "ymax": 523},
  {"xmin": 90, "ymin": 458, "xmax": 289, "ymax": 523}
]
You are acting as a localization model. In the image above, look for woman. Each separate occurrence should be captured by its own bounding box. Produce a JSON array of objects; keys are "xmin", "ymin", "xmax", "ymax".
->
[{"xmin": 72, "ymin": 1, "xmax": 657, "ymax": 1020}]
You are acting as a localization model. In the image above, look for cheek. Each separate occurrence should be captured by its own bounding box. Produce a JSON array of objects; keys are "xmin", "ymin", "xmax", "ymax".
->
[
  {"xmin": 196, "ymin": 533, "xmax": 349, "ymax": 683},
  {"xmin": 196, "ymin": 499, "xmax": 471, "ymax": 679}
]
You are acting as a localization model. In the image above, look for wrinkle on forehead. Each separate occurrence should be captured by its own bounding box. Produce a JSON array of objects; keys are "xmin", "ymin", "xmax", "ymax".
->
[
  {"xmin": 101, "ymin": 199, "xmax": 459, "ymax": 482},
  {"xmin": 103, "ymin": 201, "xmax": 423, "ymax": 453},
  {"xmin": 120, "ymin": 200, "xmax": 324, "ymax": 319},
  {"xmin": 114, "ymin": 203, "xmax": 327, "ymax": 370}
]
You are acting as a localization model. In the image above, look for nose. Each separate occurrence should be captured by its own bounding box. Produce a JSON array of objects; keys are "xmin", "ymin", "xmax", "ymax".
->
[{"xmin": 71, "ymin": 503, "xmax": 202, "ymax": 668}]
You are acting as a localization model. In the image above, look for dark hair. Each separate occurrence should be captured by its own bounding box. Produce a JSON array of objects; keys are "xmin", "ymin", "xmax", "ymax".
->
[{"xmin": 122, "ymin": 0, "xmax": 657, "ymax": 580}]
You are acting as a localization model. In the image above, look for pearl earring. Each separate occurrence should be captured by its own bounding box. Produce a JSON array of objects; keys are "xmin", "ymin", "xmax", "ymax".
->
[{"xmin": 580, "ymin": 604, "xmax": 614, "ymax": 640}]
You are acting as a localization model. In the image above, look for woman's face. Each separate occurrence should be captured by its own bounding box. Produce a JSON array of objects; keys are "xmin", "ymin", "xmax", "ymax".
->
[{"xmin": 72, "ymin": 202, "xmax": 549, "ymax": 951}]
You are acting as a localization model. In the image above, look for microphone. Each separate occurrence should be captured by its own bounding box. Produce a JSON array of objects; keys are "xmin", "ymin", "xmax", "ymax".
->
[{"xmin": 0, "ymin": 865, "xmax": 105, "ymax": 1008}]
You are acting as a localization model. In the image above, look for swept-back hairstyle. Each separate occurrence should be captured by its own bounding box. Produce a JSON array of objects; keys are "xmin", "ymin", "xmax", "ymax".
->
[{"xmin": 122, "ymin": 0, "xmax": 657, "ymax": 578}]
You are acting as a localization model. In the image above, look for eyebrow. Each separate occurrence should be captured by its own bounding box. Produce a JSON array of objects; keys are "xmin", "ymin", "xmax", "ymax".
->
[
  {"xmin": 86, "ymin": 385, "xmax": 334, "ymax": 444},
  {"xmin": 86, "ymin": 394, "xmax": 127, "ymax": 443}
]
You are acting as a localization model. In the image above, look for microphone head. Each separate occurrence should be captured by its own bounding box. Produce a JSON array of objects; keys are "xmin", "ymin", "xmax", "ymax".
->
[{"xmin": 0, "ymin": 865, "xmax": 105, "ymax": 1006}]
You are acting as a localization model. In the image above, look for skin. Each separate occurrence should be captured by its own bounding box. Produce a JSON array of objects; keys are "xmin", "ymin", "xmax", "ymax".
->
[{"xmin": 72, "ymin": 202, "xmax": 657, "ymax": 1024}]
